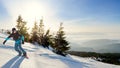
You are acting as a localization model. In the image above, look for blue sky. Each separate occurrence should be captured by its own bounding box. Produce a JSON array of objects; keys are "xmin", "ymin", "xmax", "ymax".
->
[
  {"xmin": 0, "ymin": 1, "xmax": 10, "ymax": 20},
  {"xmin": 1, "ymin": 0, "xmax": 120, "ymax": 23},
  {"xmin": 0, "ymin": 0, "xmax": 120, "ymax": 37},
  {"xmin": 51, "ymin": 0, "xmax": 120, "ymax": 24}
]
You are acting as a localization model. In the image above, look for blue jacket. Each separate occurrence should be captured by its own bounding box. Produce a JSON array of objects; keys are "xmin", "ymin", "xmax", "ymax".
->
[{"xmin": 5, "ymin": 31, "xmax": 24, "ymax": 43}]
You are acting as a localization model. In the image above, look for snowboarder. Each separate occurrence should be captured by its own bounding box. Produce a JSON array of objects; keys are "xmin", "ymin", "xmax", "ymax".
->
[{"xmin": 3, "ymin": 28, "xmax": 28, "ymax": 58}]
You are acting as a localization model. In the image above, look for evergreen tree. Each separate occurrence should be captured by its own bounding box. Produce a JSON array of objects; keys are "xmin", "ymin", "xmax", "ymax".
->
[
  {"xmin": 38, "ymin": 18, "xmax": 44, "ymax": 45},
  {"xmin": 30, "ymin": 21, "xmax": 39, "ymax": 43},
  {"xmin": 16, "ymin": 15, "xmax": 23, "ymax": 30},
  {"xmin": 16, "ymin": 15, "xmax": 30, "ymax": 42},
  {"xmin": 53, "ymin": 23, "xmax": 70, "ymax": 56},
  {"xmin": 42, "ymin": 29, "xmax": 53, "ymax": 49}
]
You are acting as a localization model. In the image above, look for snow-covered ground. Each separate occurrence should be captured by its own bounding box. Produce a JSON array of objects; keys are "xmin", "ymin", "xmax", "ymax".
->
[{"xmin": 0, "ymin": 33, "xmax": 120, "ymax": 68}]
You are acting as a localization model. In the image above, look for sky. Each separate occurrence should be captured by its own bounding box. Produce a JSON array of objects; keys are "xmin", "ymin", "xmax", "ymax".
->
[{"xmin": 0, "ymin": 0, "xmax": 120, "ymax": 42}]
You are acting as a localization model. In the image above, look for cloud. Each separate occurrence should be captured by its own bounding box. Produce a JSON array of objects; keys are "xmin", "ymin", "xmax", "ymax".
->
[{"xmin": 63, "ymin": 18, "xmax": 120, "ymax": 34}]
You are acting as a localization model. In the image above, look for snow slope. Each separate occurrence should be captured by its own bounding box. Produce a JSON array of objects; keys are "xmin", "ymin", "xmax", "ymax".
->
[{"xmin": 0, "ymin": 33, "xmax": 120, "ymax": 68}]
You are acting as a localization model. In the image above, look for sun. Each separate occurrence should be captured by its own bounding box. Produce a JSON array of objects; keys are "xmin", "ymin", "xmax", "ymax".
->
[
  {"xmin": 5, "ymin": 0, "xmax": 61, "ymax": 33},
  {"xmin": 15, "ymin": 1, "xmax": 58, "ymax": 33}
]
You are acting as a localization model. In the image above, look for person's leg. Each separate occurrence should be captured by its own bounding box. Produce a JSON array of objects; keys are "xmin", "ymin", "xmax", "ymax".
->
[
  {"xmin": 18, "ymin": 43, "xmax": 26, "ymax": 56},
  {"xmin": 15, "ymin": 43, "xmax": 22, "ymax": 56}
]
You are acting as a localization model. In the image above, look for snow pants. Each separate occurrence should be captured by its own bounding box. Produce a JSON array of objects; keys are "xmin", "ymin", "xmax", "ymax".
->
[{"xmin": 15, "ymin": 40, "xmax": 26, "ymax": 55}]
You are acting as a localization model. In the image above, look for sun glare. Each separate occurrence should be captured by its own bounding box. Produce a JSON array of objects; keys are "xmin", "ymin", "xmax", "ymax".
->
[{"xmin": 14, "ymin": 1, "xmax": 58, "ymax": 33}]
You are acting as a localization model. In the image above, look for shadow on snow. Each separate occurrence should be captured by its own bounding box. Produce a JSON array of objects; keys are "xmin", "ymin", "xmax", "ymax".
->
[
  {"xmin": 39, "ymin": 53, "xmax": 92, "ymax": 68},
  {"xmin": 2, "ymin": 56, "xmax": 25, "ymax": 68},
  {"xmin": 0, "ymin": 44, "xmax": 14, "ymax": 49}
]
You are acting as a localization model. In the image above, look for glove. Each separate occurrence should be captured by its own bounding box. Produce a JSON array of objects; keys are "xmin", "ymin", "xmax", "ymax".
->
[
  {"xmin": 3, "ymin": 40, "xmax": 6, "ymax": 44},
  {"xmin": 22, "ymin": 41, "xmax": 24, "ymax": 44}
]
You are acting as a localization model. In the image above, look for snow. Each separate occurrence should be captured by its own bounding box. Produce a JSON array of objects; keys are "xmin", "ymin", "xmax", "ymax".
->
[{"xmin": 0, "ymin": 33, "xmax": 120, "ymax": 68}]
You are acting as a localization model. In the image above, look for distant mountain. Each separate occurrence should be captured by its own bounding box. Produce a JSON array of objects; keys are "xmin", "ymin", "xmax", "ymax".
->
[
  {"xmin": 96, "ymin": 43, "xmax": 120, "ymax": 53},
  {"xmin": 70, "ymin": 46, "xmax": 95, "ymax": 52},
  {"xmin": 70, "ymin": 39, "xmax": 120, "ymax": 53},
  {"xmin": 81, "ymin": 39, "xmax": 119, "ymax": 48}
]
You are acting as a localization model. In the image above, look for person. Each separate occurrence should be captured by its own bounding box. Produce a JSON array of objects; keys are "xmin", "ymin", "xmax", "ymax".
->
[{"xmin": 3, "ymin": 28, "xmax": 27, "ymax": 57}]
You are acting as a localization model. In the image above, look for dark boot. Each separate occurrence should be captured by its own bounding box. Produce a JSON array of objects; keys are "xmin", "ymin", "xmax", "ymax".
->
[
  {"xmin": 23, "ymin": 52, "xmax": 26, "ymax": 56},
  {"xmin": 17, "ymin": 51, "xmax": 22, "ymax": 56},
  {"xmin": 23, "ymin": 52, "xmax": 28, "ymax": 59}
]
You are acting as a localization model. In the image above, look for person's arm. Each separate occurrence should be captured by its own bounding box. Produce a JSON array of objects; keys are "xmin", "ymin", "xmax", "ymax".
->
[
  {"xmin": 21, "ymin": 35, "xmax": 24, "ymax": 44},
  {"xmin": 3, "ymin": 34, "xmax": 12, "ymax": 44}
]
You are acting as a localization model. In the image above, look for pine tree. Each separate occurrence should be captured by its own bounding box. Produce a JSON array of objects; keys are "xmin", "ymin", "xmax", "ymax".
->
[
  {"xmin": 38, "ymin": 18, "xmax": 44, "ymax": 45},
  {"xmin": 42, "ymin": 29, "xmax": 53, "ymax": 49},
  {"xmin": 53, "ymin": 23, "xmax": 70, "ymax": 56},
  {"xmin": 16, "ymin": 15, "xmax": 30, "ymax": 42},
  {"xmin": 16, "ymin": 15, "xmax": 23, "ymax": 30},
  {"xmin": 39, "ymin": 18, "xmax": 44, "ymax": 35},
  {"xmin": 30, "ymin": 21, "xmax": 39, "ymax": 43}
]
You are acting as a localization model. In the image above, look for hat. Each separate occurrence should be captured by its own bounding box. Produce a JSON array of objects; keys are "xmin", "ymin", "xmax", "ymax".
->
[{"xmin": 12, "ymin": 28, "xmax": 16, "ymax": 31}]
